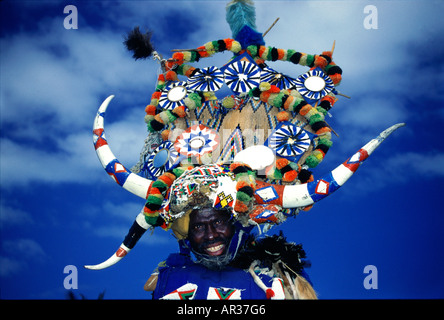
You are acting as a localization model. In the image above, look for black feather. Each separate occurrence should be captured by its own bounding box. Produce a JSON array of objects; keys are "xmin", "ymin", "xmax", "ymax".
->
[{"xmin": 124, "ymin": 26, "xmax": 155, "ymax": 60}]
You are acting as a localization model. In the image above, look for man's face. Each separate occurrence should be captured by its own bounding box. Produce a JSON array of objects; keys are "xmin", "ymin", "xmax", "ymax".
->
[{"xmin": 188, "ymin": 207, "xmax": 235, "ymax": 257}]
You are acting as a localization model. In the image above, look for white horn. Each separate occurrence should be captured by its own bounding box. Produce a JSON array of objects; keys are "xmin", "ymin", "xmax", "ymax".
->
[
  {"xmin": 84, "ymin": 212, "xmax": 149, "ymax": 270},
  {"xmin": 93, "ymin": 95, "xmax": 152, "ymax": 199},
  {"xmin": 255, "ymin": 123, "xmax": 405, "ymax": 208}
]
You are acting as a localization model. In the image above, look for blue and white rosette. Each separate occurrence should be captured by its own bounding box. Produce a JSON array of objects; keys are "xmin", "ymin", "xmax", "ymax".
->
[
  {"xmin": 223, "ymin": 60, "xmax": 261, "ymax": 95},
  {"xmin": 158, "ymin": 81, "xmax": 189, "ymax": 110},
  {"xmin": 260, "ymin": 66, "xmax": 298, "ymax": 90},
  {"xmin": 294, "ymin": 67, "xmax": 335, "ymax": 104},
  {"xmin": 265, "ymin": 122, "xmax": 315, "ymax": 162},
  {"xmin": 187, "ymin": 66, "xmax": 224, "ymax": 92},
  {"xmin": 143, "ymin": 140, "xmax": 179, "ymax": 179}
]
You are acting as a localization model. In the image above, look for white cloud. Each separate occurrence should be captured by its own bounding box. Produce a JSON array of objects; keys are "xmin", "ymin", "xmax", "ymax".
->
[
  {"xmin": 0, "ymin": 238, "xmax": 46, "ymax": 277},
  {"xmin": 0, "ymin": 203, "xmax": 34, "ymax": 226}
]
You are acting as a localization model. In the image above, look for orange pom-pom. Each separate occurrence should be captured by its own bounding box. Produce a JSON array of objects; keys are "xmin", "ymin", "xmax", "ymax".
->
[
  {"xmin": 276, "ymin": 158, "xmax": 290, "ymax": 170},
  {"xmin": 173, "ymin": 105, "xmax": 187, "ymax": 118},
  {"xmin": 230, "ymin": 162, "xmax": 247, "ymax": 172},
  {"xmin": 321, "ymin": 95, "xmax": 337, "ymax": 105},
  {"xmin": 299, "ymin": 104, "xmax": 313, "ymax": 116},
  {"xmin": 315, "ymin": 126, "xmax": 331, "ymax": 135},
  {"xmin": 149, "ymin": 187, "xmax": 162, "ymax": 195},
  {"xmin": 277, "ymin": 48, "xmax": 285, "ymax": 60},
  {"xmin": 157, "ymin": 74, "xmax": 165, "ymax": 82},
  {"xmin": 165, "ymin": 70, "xmax": 178, "ymax": 81},
  {"xmin": 329, "ymin": 73, "xmax": 342, "ymax": 85},
  {"xmin": 161, "ymin": 129, "xmax": 170, "ymax": 141},
  {"xmin": 225, "ymin": 38, "xmax": 234, "ymax": 49},
  {"xmin": 236, "ymin": 180, "xmax": 253, "ymax": 191},
  {"xmin": 154, "ymin": 114, "xmax": 164, "ymax": 124},
  {"xmin": 158, "ymin": 172, "xmax": 175, "ymax": 187},
  {"xmin": 197, "ymin": 46, "xmax": 209, "ymax": 57},
  {"xmin": 282, "ymin": 170, "xmax": 298, "ymax": 182},
  {"xmin": 184, "ymin": 66, "xmax": 197, "ymax": 77},
  {"xmin": 234, "ymin": 201, "xmax": 249, "ymax": 213},
  {"xmin": 152, "ymin": 91, "xmax": 162, "ymax": 100},
  {"xmin": 314, "ymin": 55, "xmax": 328, "ymax": 68},
  {"xmin": 322, "ymin": 51, "xmax": 333, "ymax": 59},
  {"xmin": 172, "ymin": 52, "xmax": 184, "ymax": 65},
  {"xmin": 145, "ymin": 104, "xmax": 157, "ymax": 116},
  {"xmin": 269, "ymin": 85, "xmax": 281, "ymax": 94},
  {"xmin": 260, "ymin": 91, "xmax": 271, "ymax": 103},
  {"xmin": 276, "ymin": 111, "xmax": 290, "ymax": 122}
]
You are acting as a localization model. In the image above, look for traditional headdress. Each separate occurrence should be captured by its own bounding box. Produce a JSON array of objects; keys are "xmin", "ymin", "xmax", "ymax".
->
[{"xmin": 85, "ymin": 0, "xmax": 404, "ymax": 270}]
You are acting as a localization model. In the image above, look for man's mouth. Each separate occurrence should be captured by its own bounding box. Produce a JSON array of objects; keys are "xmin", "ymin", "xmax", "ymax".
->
[{"xmin": 204, "ymin": 243, "xmax": 225, "ymax": 256}]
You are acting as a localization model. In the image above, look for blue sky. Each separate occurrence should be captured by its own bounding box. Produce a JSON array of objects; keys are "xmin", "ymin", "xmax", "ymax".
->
[{"xmin": 1, "ymin": 0, "xmax": 443, "ymax": 299}]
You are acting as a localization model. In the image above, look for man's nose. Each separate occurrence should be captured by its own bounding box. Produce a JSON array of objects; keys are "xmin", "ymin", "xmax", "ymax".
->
[{"xmin": 204, "ymin": 224, "xmax": 217, "ymax": 240}]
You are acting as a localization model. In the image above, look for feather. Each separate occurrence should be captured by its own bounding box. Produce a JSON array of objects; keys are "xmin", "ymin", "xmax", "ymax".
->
[
  {"xmin": 226, "ymin": 0, "xmax": 258, "ymax": 39},
  {"xmin": 124, "ymin": 26, "xmax": 155, "ymax": 60}
]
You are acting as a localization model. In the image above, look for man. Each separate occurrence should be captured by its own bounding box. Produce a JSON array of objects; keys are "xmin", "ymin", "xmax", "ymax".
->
[{"xmin": 145, "ymin": 203, "xmax": 317, "ymax": 300}]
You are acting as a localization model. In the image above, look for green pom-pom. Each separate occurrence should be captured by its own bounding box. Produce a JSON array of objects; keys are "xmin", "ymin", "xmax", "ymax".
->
[
  {"xmin": 309, "ymin": 113, "xmax": 324, "ymax": 125},
  {"xmin": 318, "ymin": 137, "xmax": 333, "ymax": 148},
  {"xmin": 172, "ymin": 167, "xmax": 185, "ymax": 178},
  {"xmin": 145, "ymin": 215, "xmax": 159, "ymax": 226},
  {"xmin": 152, "ymin": 180, "xmax": 168, "ymax": 189},
  {"xmin": 247, "ymin": 45, "xmax": 258, "ymax": 57},
  {"xmin": 305, "ymin": 54, "xmax": 315, "ymax": 67},
  {"xmin": 236, "ymin": 191, "xmax": 252, "ymax": 202},
  {"xmin": 305, "ymin": 155, "xmax": 320, "ymax": 168},
  {"xmin": 316, "ymin": 106, "xmax": 328, "ymax": 116},
  {"xmin": 147, "ymin": 195, "xmax": 163, "ymax": 206},
  {"xmin": 286, "ymin": 49, "xmax": 296, "ymax": 61}
]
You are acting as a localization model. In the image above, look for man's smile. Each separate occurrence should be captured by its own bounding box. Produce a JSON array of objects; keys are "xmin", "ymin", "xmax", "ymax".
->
[{"xmin": 205, "ymin": 243, "xmax": 225, "ymax": 256}]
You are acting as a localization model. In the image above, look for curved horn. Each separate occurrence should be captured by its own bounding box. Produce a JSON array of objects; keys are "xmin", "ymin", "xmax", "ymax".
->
[
  {"xmin": 93, "ymin": 95, "xmax": 152, "ymax": 199},
  {"xmin": 84, "ymin": 212, "xmax": 149, "ymax": 270},
  {"xmin": 255, "ymin": 123, "xmax": 405, "ymax": 208}
]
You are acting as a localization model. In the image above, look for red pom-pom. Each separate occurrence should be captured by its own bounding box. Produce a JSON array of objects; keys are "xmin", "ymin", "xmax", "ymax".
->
[
  {"xmin": 172, "ymin": 52, "xmax": 184, "ymax": 65},
  {"xmin": 265, "ymin": 289, "xmax": 275, "ymax": 299},
  {"xmin": 151, "ymin": 91, "xmax": 162, "ymax": 100},
  {"xmin": 165, "ymin": 70, "xmax": 178, "ymax": 81},
  {"xmin": 145, "ymin": 104, "xmax": 157, "ymax": 115},
  {"xmin": 269, "ymin": 85, "xmax": 280, "ymax": 93},
  {"xmin": 282, "ymin": 170, "xmax": 298, "ymax": 182},
  {"xmin": 276, "ymin": 158, "xmax": 290, "ymax": 170},
  {"xmin": 236, "ymin": 180, "xmax": 253, "ymax": 191},
  {"xmin": 234, "ymin": 201, "xmax": 249, "ymax": 213}
]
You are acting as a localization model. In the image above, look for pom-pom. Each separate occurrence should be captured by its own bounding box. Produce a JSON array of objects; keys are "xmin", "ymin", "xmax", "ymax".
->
[
  {"xmin": 275, "ymin": 158, "xmax": 290, "ymax": 170},
  {"xmin": 124, "ymin": 27, "xmax": 155, "ymax": 60},
  {"xmin": 276, "ymin": 111, "xmax": 290, "ymax": 122},
  {"xmin": 145, "ymin": 104, "xmax": 157, "ymax": 116},
  {"xmin": 222, "ymin": 96, "xmax": 235, "ymax": 109},
  {"xmin": 265, "ymin": 288, "xmax": 275, "ymax": 299},
  {"xmin": 305, "ymin": 154, "xmax": 320, "ymax": 168},
  {"xmin": 259, "ymin": 82, "xmax": 271, "ymax": 91},
  {"xmin": 165, "ymin": 70, "xmax": 178, "ymax": 81},
  {"xmin": 161, "ymin": 129, "xmax": 170, "ymax": 141},
  {"xmin": 172, "ymin": 106, "xmax": 187, "ymax": 118},
  {"xmin": 234, "ymin": 201, "xmax": 249, "ymax": 213},
  {"xmin": 282, "ymin": 170, "xmax": 298, "ymax": 182}
]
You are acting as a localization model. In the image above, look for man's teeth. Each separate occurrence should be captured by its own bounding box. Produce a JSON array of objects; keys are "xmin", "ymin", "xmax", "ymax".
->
[{"xmin": 206, "ymin": 244, "xmax": 224, "ymax": 252}]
